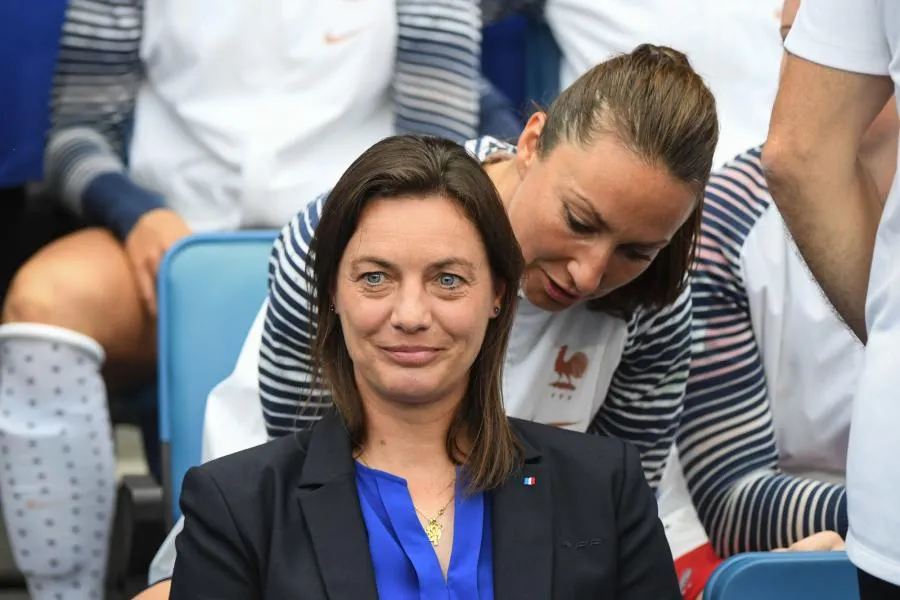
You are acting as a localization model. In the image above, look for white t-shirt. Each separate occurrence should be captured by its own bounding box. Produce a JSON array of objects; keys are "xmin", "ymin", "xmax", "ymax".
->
[
  {"xmin": 545, "ymin": 0, "xmax": 784, "ymax": 168},
  {"xmin": 786, "ymin": 0, "xmax": 900, "ymax": 585},
  {"xmin": 129, "ymin": 0, "xmax": 396, "ymax": 232}
]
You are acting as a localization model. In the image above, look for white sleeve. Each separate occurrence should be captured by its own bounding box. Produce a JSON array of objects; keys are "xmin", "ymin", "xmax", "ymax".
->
[
  {"xmin": 201, "ymin": 300, "xmax": 269, "ymax": 464},
  {"xmin": 785, "ymin": 0, "xmax": 890, "ymax": 76}
]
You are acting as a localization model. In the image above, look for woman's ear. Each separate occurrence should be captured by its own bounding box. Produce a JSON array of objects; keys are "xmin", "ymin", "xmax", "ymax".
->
[
  {"xmin": 491, "ymin": 280, "xmax": 507, "ymax": 318},
  {"xmin": 516, "ymin": 112, "xmax": 547, "ymax": 177},
  {"xmin": 330, "ymin": 291, "xmax": 339, "ymax": 314}
]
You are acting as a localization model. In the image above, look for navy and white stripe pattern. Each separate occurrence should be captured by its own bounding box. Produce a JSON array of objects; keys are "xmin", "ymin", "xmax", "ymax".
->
[
  {"xmin": 44, "ymin": 0, "xmax": 524, "ymax": 221},
  {"xmin": 679, "ymin": 147, "xmax": 847, "ymax": 556},
  {"xmin": 589, "ymin": 283, "xmax": 692, "ymax": 490},
  {"xmin": 260, "ymin": 195, "xmax": 330, "ymax": 432},
  {"xmin": 261, "ymin": 135, "xmax": 692, "ymax": 490},
  {"xmin": 394, "ymin": 1, "xmax": 481, "ymax": 141},
  {"xmin": 44, "ymin": 0, "xmax": 142, "ymax": 214}
]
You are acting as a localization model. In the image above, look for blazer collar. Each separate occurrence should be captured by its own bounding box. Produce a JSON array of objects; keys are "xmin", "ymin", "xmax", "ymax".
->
[
  {"xmin": 295, "ymin": 414, "xmax": 554, "ymax": 600},
  {"xmin": 492, "ymin": 420, "xmax": 553, "ymax": 600},
  {"xmin": 296, "ymin": 412, "xmax": 379, "ymax": 600}
]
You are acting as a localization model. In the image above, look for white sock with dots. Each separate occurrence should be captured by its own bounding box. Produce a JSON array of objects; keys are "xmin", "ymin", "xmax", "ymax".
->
[{"xmin": 0, "ymin": 323, "xmax": 115, "ymax": 600}]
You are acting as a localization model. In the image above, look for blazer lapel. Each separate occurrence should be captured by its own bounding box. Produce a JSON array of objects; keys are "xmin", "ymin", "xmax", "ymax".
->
[
  {"xmin": 492, "ymin": 425, "xmax": 553, "ymax": 600},
  {"xmin": 297, "ymin": 414, "xmax": 379, "ymax": 600}
]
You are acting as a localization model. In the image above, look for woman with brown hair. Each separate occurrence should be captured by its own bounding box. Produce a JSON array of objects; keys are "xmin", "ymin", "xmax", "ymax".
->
[{"xmin": 169, "ymin": 134, "xmax": 681, "ymax": 598}]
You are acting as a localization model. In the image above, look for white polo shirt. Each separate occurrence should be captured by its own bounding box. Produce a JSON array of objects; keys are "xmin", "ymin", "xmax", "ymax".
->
[
  {"xmin": 786, "ymin": 0, "xmax": 900, "ymax": 585},
  {"xmin": 129, "ymin": 0, "xmax": 397, "ymax": 232},
  {"xmin": 545, "ymin": 0, "xmax": 784, "ymax": 168}
]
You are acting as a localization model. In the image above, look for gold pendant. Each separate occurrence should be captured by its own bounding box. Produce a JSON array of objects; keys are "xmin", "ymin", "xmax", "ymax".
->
[{"xmin": 424, "ymin": 519, "xmax": 443, "ymax": 546}]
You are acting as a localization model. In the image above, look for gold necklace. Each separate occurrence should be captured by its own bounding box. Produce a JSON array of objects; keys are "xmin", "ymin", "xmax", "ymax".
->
[
  {"xmin": 415, "ymin": 495, "xmax": 454, "ymax": 547},
  {"xmin": 358, "ymin": 454, "xmax": 455, "ymax": 547}
]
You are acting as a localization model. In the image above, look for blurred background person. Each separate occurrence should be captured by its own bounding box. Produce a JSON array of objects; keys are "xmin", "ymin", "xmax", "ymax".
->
[{"xmin": 762, "ymin": 0, "xmax": 900, "ymax": 595}]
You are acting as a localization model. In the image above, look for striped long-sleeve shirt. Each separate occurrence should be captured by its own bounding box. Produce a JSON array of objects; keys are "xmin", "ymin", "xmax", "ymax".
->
[
  {"xmin": 259, "ymin": 136, "xmax": 692, "ymax": 489},
  {"xmin": 679, "ymin": 147, "xmax": 850, "ymax": 556},
  {"xmin": 42, "ymin": 0, "xmax": 539, "ymax": 239}
]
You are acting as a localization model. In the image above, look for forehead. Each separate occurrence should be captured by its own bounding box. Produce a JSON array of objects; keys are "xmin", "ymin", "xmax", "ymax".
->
[
  {"xmin": 545, "ymin": 136, "xmax": 697, "ymax": 241},
  {"xmin": 343, "ymin": 195, "xmax": 489, "ymax": 266}
]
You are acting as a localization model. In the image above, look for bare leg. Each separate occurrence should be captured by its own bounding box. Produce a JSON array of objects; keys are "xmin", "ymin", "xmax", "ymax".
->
[
  {"xmin": 132, "ymin": 580, "xmax": 171, "ymax": 600},
  {"xmin": 0, "ymin": 229, "xmax": 155, "ymax": 600}
]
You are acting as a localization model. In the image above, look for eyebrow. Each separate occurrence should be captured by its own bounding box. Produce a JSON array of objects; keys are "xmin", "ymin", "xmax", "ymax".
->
[
  {"xmin": 568, "ymin": 190, "xmax": 671, "ymax": 249},
  {"xmin": 350, "ymin": 256, "xmax": 477, "ymax": 271},
  {"xmin": 350, "ymin": 256, "xmax": 395, "ymax": 270}
]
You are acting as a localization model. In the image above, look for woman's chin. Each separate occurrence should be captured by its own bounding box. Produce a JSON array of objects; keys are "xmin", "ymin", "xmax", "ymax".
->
[{"xmin": 367, "ymin": 371, "xmax": 465, "ymax": 408}]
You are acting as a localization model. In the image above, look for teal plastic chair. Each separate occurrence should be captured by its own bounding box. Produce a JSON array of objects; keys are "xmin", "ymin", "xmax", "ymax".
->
[
  {"xmin": 157, "ymin": 231, "xmax": 277, "ymax": 524},
  {"xmin": 705, "ymin": 552, "xmax": 859, "ymax": 600}
]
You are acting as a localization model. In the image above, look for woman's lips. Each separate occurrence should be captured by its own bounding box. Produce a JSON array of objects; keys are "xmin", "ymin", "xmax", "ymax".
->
[
  {"xmin": 542, "ymin": 273, "xmax": 579, "ymax": 306},
  {"xmin": 380, "ymin": 346, "xmax": 442, "ymax": 366}
]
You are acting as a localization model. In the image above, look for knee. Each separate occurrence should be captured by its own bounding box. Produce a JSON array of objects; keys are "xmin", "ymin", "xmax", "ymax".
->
[
  {"xmin": 4, "ymin": 264, "xmax": 91, "ymax": 328},
  {"xmin": 2, "ymin": 232, "xmax": 128, "ymax": 330}
]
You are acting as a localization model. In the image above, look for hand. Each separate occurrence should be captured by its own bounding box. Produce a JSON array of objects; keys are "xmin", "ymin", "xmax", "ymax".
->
[
  {"xmin": 125, "ymin": 208, "xmax": 192, "ymax": 316},
  {"xmin": 776, "ymin": 531, "xmax": 845, "ymax": 552}
]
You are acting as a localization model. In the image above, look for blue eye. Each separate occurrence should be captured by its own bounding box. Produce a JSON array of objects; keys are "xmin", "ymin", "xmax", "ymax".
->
[
  {"xmin": 438, "ymin": 273, "xmax": 462, "ymax": 288},
  {"xmin": 363, "ymin": 272, "xmax": 385, "ymax": 286}
]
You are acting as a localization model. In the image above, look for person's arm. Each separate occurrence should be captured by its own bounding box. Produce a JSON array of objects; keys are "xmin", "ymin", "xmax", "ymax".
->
[
  {"xmin": 44, "ymin": 0, "xmax": 166, "ymax": 241},
  {"xmin": 679, "ymin": 151, "xmax": 848, "ymax": 556},
  {"xmin": 170, "ymin": 467, "xmax": 260, "ymax": 600},
  {"xmin": 615, "ymin": 442, "xmax": 682, "ymax": 599},
  {"xmin": 760, "ymin": 0, "xmax": 893, "ymax": 342},
  {"xmin": 45, "ymin": 0, "xmax": 192, "ymax": 314},
  {"xmin": 589, "ymin": 285, "xmax": 692, "ymax": 490},
  {"xmin": 259, "ymin": 196, "xmax": 335, "ymax": 437}
]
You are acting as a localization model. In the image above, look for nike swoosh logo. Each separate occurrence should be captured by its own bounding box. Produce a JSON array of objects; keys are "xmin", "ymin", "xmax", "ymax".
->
[
  {"xmin": 545, "ymin": 421, "xmax": 580, "ymax": 429},
  {"xmin": 324, "ymin": 29, "xmax": 363, "ymax": 45}
]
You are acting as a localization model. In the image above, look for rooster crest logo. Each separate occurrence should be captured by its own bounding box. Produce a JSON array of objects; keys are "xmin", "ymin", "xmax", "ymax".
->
[{"xmin": 550, "ymin": 345, "xmax": 588, "ymax": 391}]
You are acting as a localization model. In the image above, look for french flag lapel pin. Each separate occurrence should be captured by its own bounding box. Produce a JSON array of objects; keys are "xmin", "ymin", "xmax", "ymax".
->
[{"xmin": 523, "ymin": 476, "xmax": 536, "ymax": 486}]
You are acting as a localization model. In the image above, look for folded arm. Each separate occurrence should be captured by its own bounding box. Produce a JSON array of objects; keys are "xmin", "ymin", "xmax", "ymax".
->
[
  {"xmin": 259, "ymin": 198, "xmax": 335, "ymax": 436},
  {"xmin": 761, "ymin": 3, "xmax": 893, "ymax": 341}
]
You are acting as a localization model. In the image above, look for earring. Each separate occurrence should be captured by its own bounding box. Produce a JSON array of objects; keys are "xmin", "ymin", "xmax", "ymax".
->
[
  {"xmin": 492, "ymin": 305, "xmax": 501, "ymax": 316},
  {"xmin": 329, "ymin": 304, "xmax": 335, "ymax": 312}
]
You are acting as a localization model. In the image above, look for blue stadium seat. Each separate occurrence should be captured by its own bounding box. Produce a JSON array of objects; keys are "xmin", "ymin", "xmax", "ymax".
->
[
  {"xmin": 704, "ymin": 552, "xmax": 859, "ymax": 600},
  {"xmin": 156, "ymin": 231, "xmax": 277, "ymax": 523}
]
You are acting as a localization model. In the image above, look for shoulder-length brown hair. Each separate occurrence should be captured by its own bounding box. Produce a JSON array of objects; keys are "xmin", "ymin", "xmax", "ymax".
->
[
  {"xmin": 539, "ymin": 43, "xmax": 718, "ymax": 318},
  {"xmin": 308, "ymin": 135, "xmax": 524, "ymax": 492}
]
